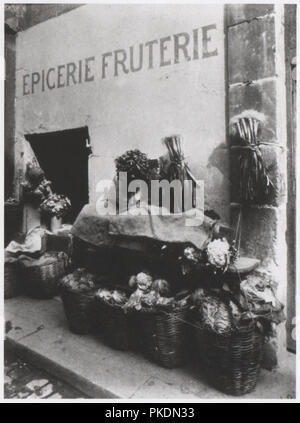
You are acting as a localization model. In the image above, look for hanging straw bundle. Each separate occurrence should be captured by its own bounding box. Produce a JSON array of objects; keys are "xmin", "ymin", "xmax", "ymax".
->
[
  {"xmin": 162, "ymin": 135, "xmax": 186, "ymax": 182},
  {"xmin": 161, "ymin": 135, "xmax": 197, "ymax": 211},
  {"xmin": 230, "ymin": 111, "xmax": 274, "ymax": 203}
]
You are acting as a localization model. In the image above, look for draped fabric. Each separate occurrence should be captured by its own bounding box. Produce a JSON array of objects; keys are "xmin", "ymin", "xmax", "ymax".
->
[{"xmin": 71, "ymin": 203, "xmax": 218, "ymax": 250}]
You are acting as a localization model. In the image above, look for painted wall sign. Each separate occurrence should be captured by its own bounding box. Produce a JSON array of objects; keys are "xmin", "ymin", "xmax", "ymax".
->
[
  {"xmin": 22, "ymin": 24, "xmax": 218, "ymax": 95},
  {"xmin": 16, "ymin": 4, "xmax": 228, "ymax": 221}
]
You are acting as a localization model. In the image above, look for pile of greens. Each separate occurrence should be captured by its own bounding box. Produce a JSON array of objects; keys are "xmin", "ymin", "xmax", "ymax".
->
[{"xmin": 115, "ymin": 149, "xmax": 159, "ymax": 184}]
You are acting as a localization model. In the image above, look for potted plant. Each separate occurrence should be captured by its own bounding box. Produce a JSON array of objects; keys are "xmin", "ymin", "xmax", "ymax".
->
[
  {"xmin": 40, "ymin": 194, "xmax": 71, "ymax": 232},
  {"xmin": 21, "ymin": 162, "xmax": 52, "ymax": 206}
]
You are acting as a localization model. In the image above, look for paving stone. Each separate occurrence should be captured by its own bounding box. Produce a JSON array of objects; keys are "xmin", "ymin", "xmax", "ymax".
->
[
  {"xmin": 26, "ymin": 393, "xmax": 42, "ymax": 399},
  {"xmin": 37, "ymin": 384, "xmax": 54, "ymax": 398},
  {"xmin": 4, "ymin": 386, "xmax": 16, "ymax": 399},
  {"xmin": 4, "ymin": 343, "xmax": 87, "ymax": 399},
  {"xmin": 4, "ymin": 382, "xmax": 31, "ymax": 399},
  {"xmin": 16, "ymin": 391, "xmax": 32, "ymax": 399},
  {"xmin": 228, "ymin": 15, "xmax": 275, "ymax": 84},
  {"xmin": 26, "ymin": 379, "xmax": 49, "ymax": 391},
  {"xmin": 7, "ymin": 361, "xmax": 32, "ymax": 381}
]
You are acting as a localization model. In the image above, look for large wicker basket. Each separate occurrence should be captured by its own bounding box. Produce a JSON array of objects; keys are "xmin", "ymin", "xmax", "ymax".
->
[
  {"xmin": 22, "ymin": 252, "xmax": 68, "ymax": 299},
  {"xmin": 5, "ymin": 261, "xmax": 20, "ymax": 299},
  {"xmin": 61, "ymin": 290, "xmax": 96, "ymax": 335},
  {"xmin": 194, "ymin": 317, "xmax": 264, "ymax": 396},
  {"xmin": 133, "ymin": 307, "xmax": 188, "ymax": 368},
  {"xmin": 94, "ymin": 298, "xmax": 134, "ymax": 350}
]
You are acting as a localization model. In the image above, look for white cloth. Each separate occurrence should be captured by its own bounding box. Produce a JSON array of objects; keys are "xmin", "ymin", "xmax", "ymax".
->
[{"xmin": 5, "ymin": 226, "xmax": 49, "ymax": 256}]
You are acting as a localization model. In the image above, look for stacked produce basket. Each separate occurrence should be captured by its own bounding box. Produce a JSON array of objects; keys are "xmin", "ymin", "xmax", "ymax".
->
[
  {"xmin": 94, "ymin": 287, "xmax": 134, "ymax": 350},
  {"xmin": 4, "ymin": 225, "xmax": 284, "ymax": 396},
  {"xmin": 4, "ymin": 257, "xmax": 21, "ymax": 299},
  {"xmin": 133, "ymin": 306, "xmax": 188, "ymax": 368}
]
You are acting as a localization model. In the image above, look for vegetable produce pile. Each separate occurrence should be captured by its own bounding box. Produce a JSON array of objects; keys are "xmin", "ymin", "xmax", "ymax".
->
[
  {"xmin": 191, "ymin": 288, "xmax": 236, "ymax": 334},
  {"xmin": 59, "ymin": 268, "xmax": 97, "ymax": 293},
  {"xmin": 125, "ymin": 271, "xmax": 189, "ymax": 311},
  {"xmin": 95, "ymin": 288, "xmax": 128, "ymax": 306},
  {"xmin": 190, "ymin": 270, "xmax": 285, "ymax": 335},
  {"xmin": 180, "ymin": 238, "xmax": 237, "ymax": 276},
  {"xmin": 206, "ymin": 238, "xmax": 237, "ymax": 272},
  {"xmin": 240, "ymin": 273, "xmax": 285, "ymax": 324},
  {"xmin": 115, "ymin": 149, "xmax": 159, "ymax": 184},
  {"xmin": 58, "ymin": 260, "xmax": 284, "ymax": 337}
]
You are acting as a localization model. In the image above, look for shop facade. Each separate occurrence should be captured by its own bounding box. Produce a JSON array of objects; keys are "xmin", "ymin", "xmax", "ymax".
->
[{"xmin": 5, "ymin": 4, "xmax": 296, "ymax": 363}]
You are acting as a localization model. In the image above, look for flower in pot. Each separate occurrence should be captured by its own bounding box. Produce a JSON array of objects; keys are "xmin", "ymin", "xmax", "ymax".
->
[
  {"xmin": 21, "ymin": 162, "xmax": 52, "ymax": 207},
  {"xmin": 40, "ymin": 194, "xmax": 71, "ymax": 232}
]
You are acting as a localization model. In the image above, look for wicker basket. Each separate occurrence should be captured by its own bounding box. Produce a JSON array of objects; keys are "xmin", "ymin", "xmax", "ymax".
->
[
  {"xmin": 194, "ymin": 317, "xmax": 264, "ymax": 396},
  {"xmin": 5, "ymin": 261, "xmax": 20, "ymax": 299},
  {"xmin": 61, "ymin": 290, "xmax": 96, "ymax": 334},
  {"xmin": 22, "ymin": 252, "xmax": 68, "ymax": 299},
  {"xmin": 133, "ymin": 307, "xmax": 188, "ymax": 368},
  {"xmin": 94, "ymin": 297, "xmax": 134, "ymax": 350}
]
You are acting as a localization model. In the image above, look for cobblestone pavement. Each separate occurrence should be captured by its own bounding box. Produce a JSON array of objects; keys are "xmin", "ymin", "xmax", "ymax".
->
[{"xmin": 4, "ymin": 350, "xmax": 87, "ymax": 399}]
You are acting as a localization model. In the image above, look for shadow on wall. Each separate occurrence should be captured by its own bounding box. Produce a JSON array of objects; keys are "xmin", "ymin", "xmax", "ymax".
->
[
  {"xmin": 207, "ymin": 142, "xmax": 228, "ymax": 175},
  {"xmin": 204, "ymin": 143, "xmax": 230, "ymax": 222}
]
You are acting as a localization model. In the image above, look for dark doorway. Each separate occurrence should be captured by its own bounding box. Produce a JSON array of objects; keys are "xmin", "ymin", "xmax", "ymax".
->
[{"xmin": 26, "ymin": 127, "xmax": 90, "ymax": 223}]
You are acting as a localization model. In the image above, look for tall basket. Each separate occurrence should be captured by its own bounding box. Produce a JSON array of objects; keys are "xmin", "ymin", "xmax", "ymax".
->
[
  {"xmin": 61, "ymin": 290, "xmax": 97, "ymax": 335},
  {"xmin": 5, "ymin": 261, "xmax": 21, "ymax": 299},
  {"xmin": 194, "ymin": 316, "xmax": 264, "ymax": 396},
  {"xmin": 22, "ymin": 252, "xmax": 69, "ymax": 299},
  {"xmin": 94, "ymin": 298, "xmax": 134, "ymax": 350},
  {"xmin": 133, "ymin": 307, "xmax": 188, "ymax": 368}
]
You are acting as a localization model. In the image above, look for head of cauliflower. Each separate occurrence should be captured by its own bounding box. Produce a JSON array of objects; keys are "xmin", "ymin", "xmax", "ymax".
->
[
  {"xmin": 206, "ymin": 238, "xmax": 230, "ymax": 269},
  {"xmin": 136, "ymin": 272, "xmax": 153, "ymax": 291}
]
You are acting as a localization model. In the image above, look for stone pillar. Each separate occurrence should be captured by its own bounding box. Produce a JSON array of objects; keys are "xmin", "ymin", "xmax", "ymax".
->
[
  {"xmin": 5, "ymin": 26, "xmax": 16, "ymax": 199},
  {"xmin": 225, "ymin": 4, "xmax": 288, "ymax": 367}
]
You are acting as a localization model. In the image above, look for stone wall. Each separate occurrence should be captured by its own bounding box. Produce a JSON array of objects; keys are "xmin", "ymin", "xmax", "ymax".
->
[
  {"xmin": 226, "ymin": 4, "xmax": 289, "ymax": 366},
  {"xmin": 226, "ymin": 4, "xmax": 287, "ymax": 276},
  {"xmin": 284, "ymin": 4, "xmax": 296, "ymax": 353},
  {"xmin": 5, "ymin": 27, "xmax": 16, "ymax": 199}
]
